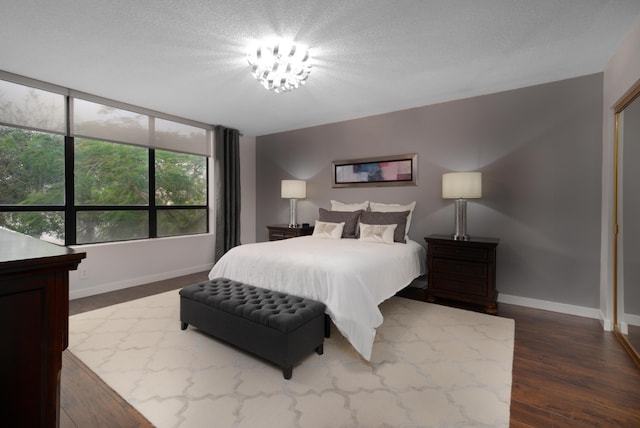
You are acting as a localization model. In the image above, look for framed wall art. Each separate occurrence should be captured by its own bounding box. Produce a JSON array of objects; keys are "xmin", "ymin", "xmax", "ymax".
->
[{"xmin": 332, "ymin": 153, "xmax": 417, "ymax": 188}]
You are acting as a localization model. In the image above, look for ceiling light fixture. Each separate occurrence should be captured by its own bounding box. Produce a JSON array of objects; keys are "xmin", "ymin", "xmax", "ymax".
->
[{"xmin": 247, "ymin": 40, "xmax": 311, "ymax": 93}]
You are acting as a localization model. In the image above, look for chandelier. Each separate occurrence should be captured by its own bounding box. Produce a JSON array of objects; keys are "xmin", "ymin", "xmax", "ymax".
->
[{"xmin": 247, "ymin": 40, "xmax": 311, "ymax": 93}]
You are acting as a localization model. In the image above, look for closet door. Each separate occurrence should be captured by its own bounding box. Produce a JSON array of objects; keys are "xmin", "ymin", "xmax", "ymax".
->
[{"xmin": 615, "ymin": 86, "xmax": 640, "ymax": 366}]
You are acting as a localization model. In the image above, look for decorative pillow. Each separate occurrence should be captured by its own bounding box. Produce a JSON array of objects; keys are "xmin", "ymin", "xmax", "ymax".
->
[
  {"xmin": 318, "ymin": 208, "xmax": 362, "ymax": 238},
  {"xmin": 369, "ymin": 201, "xmax": 416, "ymax": 239},
  {"xmin": 360, "ymin": 210, "xmax": 410, "ymax": 243},
  {"xmin": 312, "ymin": 220, "xmax": 345, "ymax": 240},
  {"xmin": 358, "ymin": 223, "xmax": 397, "ymax": 244},
  {"xmin": 330, "ymin": 200, "xmax": 370, "ymax": 212}
]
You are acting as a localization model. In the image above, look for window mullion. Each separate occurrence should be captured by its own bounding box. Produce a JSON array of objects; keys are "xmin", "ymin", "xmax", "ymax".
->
[
  {"xmin": 149, "ymin": 149, "xmax": 157, "ymax": 238},
  {"xmin": 64, "ymin": 136, "xmax": 76, "ymax": 245}
]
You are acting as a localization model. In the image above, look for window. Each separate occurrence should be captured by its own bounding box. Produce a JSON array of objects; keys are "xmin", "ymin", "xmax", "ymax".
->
[
  {"xmin": 156, "ymin": 150, "xmax": 208, "ymax": 237},
  {"xmin": 0, "ymin": 80, "xmax": 65, "ymax": 132},
  {"xmin": 0, "ymin": 76, "xmax": 210, "ymax": 245},
  {"xmin": 77, "ymin": 210, "xmax": 149, "ymax": 244},
  {"xmin": 73, "ymin": 98, "xmax": 148, "ymax": 146},
  {"xmin": 75, "ymin": 138, "xmax": 149, "ymax": 206},
  {"xmin": 0, "ymin": 126, "xmax": 65, "ymax": 206},
  {"xmin": 0, "ymin": 126, "xmax": 66, "ymax": 243},
  {"xmin": 74, "ymin": 138, "xmax": 150, "ymax": 244},
  {"xmin": 0, "ymin": 78, "xmax": 67, "ymax": 243}
]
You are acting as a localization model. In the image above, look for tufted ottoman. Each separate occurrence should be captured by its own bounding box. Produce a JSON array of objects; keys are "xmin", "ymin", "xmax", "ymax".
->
[{"xmin": 179, "ymin": 278, "xmax": 326, "ymax": 379}]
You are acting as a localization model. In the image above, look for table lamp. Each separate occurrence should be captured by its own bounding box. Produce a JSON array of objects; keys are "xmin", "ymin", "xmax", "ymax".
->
[
  {"xmin": 442, "ymin": 172, "xmax": 482, "ymax": 240},
  {"xmin": 281, "ymin": 180, "xmax": 306, "ymax": 228}
]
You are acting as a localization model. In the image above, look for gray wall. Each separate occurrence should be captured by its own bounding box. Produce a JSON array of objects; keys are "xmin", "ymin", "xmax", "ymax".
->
[{"xmin": 256, "ymin": 73, "xmax": 603, "ymax": 308}]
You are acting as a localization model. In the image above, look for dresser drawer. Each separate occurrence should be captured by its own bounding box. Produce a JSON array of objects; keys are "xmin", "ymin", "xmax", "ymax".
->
[{"xmin": 431, "ymin": 244, "xmax": 490, "ymax": 262}]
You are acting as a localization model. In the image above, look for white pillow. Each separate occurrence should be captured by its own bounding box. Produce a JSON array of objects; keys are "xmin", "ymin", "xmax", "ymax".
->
[
  {"xmin": 358, "ymin": 223, "xmax": 397, "ymax": 244},
  {"xmin": 330, "ymin": 200, "xmax": 370, "ymax": 212},
  {"xmin": 369, "ymin": 201, "xmax": 416, "ymax": 239},
  {"xmin": 312, "ymin": 220, "xmax": 345, "ymax": 240}
]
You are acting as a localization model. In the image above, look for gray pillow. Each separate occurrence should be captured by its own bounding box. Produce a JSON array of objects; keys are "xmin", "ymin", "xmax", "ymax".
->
[
  {"xmin": 318, "ymin": 208, "xmax": 362, "ymax": 238},
  {"xmin": 359, "ymin": 210, "xmax": 410, "ymax": 243}
]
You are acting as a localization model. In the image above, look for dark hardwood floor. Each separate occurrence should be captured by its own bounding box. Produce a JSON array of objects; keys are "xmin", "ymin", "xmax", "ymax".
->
[
  {"xmin": 61, "ymin": 272, "xmax": 640, "ymax": 427},
  {"xmin": 61, "ymin": 272, "xmax": 209, "ymax": 428}
]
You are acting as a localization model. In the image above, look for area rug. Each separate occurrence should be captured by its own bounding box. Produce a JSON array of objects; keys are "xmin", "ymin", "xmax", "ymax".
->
[{"xmin": 68, "ymin": 290, "xmax": 515, "ymax": 427}]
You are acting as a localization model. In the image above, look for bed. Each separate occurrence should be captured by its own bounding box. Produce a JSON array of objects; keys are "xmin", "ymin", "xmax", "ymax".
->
[{"xmin": 208, "ymin": 235, "xmax": 426, "ymax": 360}]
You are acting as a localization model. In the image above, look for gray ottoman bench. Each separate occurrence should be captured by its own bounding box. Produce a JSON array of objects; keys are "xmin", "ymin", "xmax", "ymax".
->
[{"xmin": 179, "ymin": 278, "xmax": 326, "ymax": 379}]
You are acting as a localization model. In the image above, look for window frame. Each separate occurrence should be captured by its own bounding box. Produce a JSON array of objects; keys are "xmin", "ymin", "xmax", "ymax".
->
[{"xmin": 0, "ymin": 74, "xmax": 211, "ymax": 245}]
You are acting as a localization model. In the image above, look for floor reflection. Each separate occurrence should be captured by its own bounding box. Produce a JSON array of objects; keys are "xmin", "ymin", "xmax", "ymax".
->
[{"xmin": 627, "ymin": 325, "xmax": 640, "ymax": 357}]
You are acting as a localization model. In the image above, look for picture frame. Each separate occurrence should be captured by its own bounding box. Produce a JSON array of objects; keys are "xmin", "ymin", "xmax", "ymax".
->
[{"xmin": 332, "ymin": 153, "xmax": 418, "ymax": 188}]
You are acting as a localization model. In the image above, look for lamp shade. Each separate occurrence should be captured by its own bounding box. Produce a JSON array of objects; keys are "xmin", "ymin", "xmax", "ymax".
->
[
  {"xmin": 281, "ymin": 180, "xmax": 306, "ymax": 199},
  {"xmin": 442, "ymin": 172, "xmax": 482, "ymax": 199}
]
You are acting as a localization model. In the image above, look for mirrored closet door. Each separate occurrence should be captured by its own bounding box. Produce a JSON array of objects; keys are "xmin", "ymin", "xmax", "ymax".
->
[{"xmin": 615, "ymin": 83, "xmax": 640, "ymax": 367}]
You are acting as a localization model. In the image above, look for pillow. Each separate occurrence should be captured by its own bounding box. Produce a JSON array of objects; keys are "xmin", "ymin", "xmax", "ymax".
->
[
  {"xmin": 312, "ymin": 220, "xmax": 345, "ymax": 240},
  {"xmin": 330, "ymin": 200, "xmax": 370, "ymax": 212},
  {"xmin": 358, "ymin": 223, "xmax": 397, "ymax": 244},
  {"xmin": 318, "ymin": 208, "xmax": 362, "ymax": 238},
  {"xmin": 360, "ymin": 210, "xmax": 410, "ymax": 243},
  {"xmin": 369, "ymin": 201, "xmax": 416, "ymax": 239}
]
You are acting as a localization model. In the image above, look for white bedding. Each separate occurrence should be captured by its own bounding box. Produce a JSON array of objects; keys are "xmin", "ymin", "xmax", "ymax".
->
[{"xmin": 208, "ymin": 236, "xmax": 426, "ymax": 360}]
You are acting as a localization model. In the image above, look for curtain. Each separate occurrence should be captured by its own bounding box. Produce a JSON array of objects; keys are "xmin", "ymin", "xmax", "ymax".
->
[{"xmin": 214, "ymin": 126, "xmax": 241, "ymax": 262}]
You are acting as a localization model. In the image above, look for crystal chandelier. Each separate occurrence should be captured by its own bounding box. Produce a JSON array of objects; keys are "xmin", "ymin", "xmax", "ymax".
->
[{"xmin": 247, "ymin": 40, "xmax": 311, "ymax": 93}]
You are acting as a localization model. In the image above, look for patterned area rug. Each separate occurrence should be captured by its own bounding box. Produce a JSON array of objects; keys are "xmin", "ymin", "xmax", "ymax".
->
[{"xmin": 69, "ymin": 290, "xmax": 514, "ymax": 427}]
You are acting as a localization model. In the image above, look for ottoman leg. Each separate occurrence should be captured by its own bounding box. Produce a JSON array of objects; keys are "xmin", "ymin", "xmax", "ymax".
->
[
  {"xmin": 324, "ymin": 314, "xmax": 331, "ymax": 338},
  {"xmin": 283, "ymin": 366, "xmax": 293, "ymax": 380},
  {"xmin": 315, "ymin": 344, "xmax": 324, "ymax": 355},
  {"xmin": 180, "ymin": 322, "xmax": 188, "ymax": 330}
]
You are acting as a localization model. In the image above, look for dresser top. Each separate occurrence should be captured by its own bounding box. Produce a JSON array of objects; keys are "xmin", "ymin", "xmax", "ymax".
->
[{"xmin": 0, "ymin": 227, "xmax": 86, "ymax": 273}]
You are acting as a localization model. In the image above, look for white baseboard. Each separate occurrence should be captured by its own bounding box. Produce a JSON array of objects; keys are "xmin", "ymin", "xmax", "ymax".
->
[
  {"xmin": 69, "ymin": 264, "xmax": 213, "ymax": 300},
  {"xmin": 623, "ymin": 313, "xmax": 640, "ymax": 328},
  {"xmin": 600, "ymin": 310, "xmax": 614, "ymax": 331},
  {"xmin": 498, "ymin": 293, "xmax": 601, "ymax": 320}
]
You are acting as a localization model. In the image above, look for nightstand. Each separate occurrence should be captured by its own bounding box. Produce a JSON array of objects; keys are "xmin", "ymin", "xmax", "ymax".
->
[
  {"xmin": 267, "ymin": 224, "xmax": 314, "ymax": 241},
  {"xmin": 425, "ymin": 234, "xmax": 499, "ymax": 314}
]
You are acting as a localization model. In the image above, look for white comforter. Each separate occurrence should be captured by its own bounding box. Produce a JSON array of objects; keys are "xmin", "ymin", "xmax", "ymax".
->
[{"xmin": 208, "ymin": 236, "xmax": 426, "ymax": 360}]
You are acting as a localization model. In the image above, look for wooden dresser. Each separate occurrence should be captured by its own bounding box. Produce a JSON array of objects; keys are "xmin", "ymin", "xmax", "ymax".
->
[
  {"xmin": 267, "ymin": 224, "xmax": 314, "ymax": 241},
  {"xmin": 425, "ymin": 234, "xmax": 499, "ymax": 314},
  {"xmin": 0, "ymin": 228, "xmax": 86, "ymax": 427}
]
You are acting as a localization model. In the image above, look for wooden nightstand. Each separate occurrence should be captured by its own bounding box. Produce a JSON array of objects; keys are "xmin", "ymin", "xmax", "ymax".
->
[
  {"xmin": 267, "ymin": 224, "xmax": 314, "ymax": 241},
  {"xmin": 425, "ymin": 234, "xmax": 499, "ymax": 314}
]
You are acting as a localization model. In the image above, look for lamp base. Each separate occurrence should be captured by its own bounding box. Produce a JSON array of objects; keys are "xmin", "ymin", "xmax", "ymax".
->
[
  {"xmin": 452, "ymin": 234, "xmax": 471, "ymax": 241},
  {"xmin": 452, "ymin": 198, "xmax": 470, "ymax": 241},
  {"xmin": 288, "ymin": 198, "xmax": 298, "ymax": 229}
]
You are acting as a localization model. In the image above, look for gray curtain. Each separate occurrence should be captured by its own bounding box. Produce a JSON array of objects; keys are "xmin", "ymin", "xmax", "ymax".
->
[{"xmin": 214, "ymin": 126, "xmax": 241, "ymax": 262}]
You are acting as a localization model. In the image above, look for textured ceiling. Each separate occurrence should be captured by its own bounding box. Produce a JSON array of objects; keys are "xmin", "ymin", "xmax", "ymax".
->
[{"xmin": 1, "ymin": 0, "xmax": 640, "ymax": 136}]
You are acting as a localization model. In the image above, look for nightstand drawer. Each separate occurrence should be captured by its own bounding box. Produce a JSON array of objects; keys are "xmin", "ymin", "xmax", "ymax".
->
[
  {"xmin": 430, "ymin": 275, "xmax": 487, "ymax": 296},
  {"xmin": 267, "ymin": 224, "xmax": 314, "ymax": 241},
  {"xmin": 269, "ymin": 230, "xmax": 295, "ymax": 240},
  {"xmin": 432, "ymin": 258, "xmax": 487, "ymax": 279},
  {"xmin": 431, "ymin": 244, "xmax": 489, "ymax": 262}
]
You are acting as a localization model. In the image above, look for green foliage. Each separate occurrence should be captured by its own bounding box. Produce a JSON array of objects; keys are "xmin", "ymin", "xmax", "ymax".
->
[
  {"xmin": 75, "ymin": 138, "xmax": 149, "ymax": 205},
  {"xmin": 0, "ymin": 126, "xmax": 65, "ymax": 240},
  {"xmin": 156, "ymin": 150, "xmax": 206, "ymax": 205},
  {"xmin": 157, "ymin": 208, "xmax": 207, "ymax": 237},
  {"xmin": 0, "ymin": 126, "xmax": 64, "ymax": 205},
  {"xmin": 76, "ymin": 210, "xmax": 148, "ymax": 244},
  {"xmin": 0, "ymin": 211, "xmax": 64, "ymax": 243}
]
